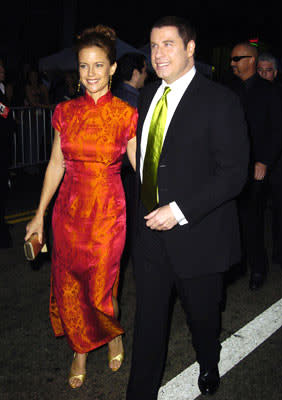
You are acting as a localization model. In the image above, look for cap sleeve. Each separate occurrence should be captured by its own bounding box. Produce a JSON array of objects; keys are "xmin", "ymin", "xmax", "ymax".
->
[
  {"xmin": 52, "ymin": 103, "xmax": 63, "ymax": 133},
  {"xmin": 127, "ymin": 108, "xmax": 138, "ymax": 141}
]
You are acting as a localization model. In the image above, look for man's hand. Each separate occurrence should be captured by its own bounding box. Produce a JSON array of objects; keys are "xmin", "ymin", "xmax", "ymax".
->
[
  {"xmin": 144, "ymin": 204, "xmax": 178, "ymax": 231},
  {"xmin": 254, "ymin": 162, "xmax": 267, "ymax": 180}
]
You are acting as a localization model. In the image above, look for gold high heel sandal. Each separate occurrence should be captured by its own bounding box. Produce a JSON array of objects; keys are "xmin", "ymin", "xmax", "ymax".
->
[
  {"xmin": 69, "ymin": 352, "xmax": 87, "ymax": 389},
  {"xmin": 108, "ymin": 351, "xmax": 124, "ymax": 372},
  {"xmin": 108, "ymin": 336, "xmax": 124, "ymax": 372}
]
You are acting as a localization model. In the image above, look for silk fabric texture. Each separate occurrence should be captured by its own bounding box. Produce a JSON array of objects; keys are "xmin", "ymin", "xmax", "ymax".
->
[
  {"xmin": 141, "ymin": 86, "xmax": 171, "ymax": 211},
  {"xmin": 50, "ymin": 91, "xmax": 137, "ymax": 353}
]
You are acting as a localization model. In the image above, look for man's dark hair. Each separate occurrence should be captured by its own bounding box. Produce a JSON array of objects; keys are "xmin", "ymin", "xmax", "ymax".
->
[
  {"xmin": 151, "ymin": 16, "xmax": 196, "ymax": 47},
  {"xmin": 116, "ymin": 52, "xmax": 146, "ymax": 82},
  {"xmin": 258, "ymin": 52, "xmax": 278, "ymax": 70}
]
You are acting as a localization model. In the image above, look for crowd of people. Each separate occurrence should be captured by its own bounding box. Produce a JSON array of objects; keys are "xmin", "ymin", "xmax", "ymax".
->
[
  {"xmin": 1, "ymin": 14, "xmax": 281, "ymax": 399},
  {"xmin": 0, "ymin": 63, "xmax": 79, "ymax": 108}
]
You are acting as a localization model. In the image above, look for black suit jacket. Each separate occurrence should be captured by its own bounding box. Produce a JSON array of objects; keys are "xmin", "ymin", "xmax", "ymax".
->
[
  {"xmin": 268, "ymin": 81, "xmax": 282, "ymax": 184},
  {"xmin": 134, "ymin": 71, "xmax": 249, "ymax": 278},
  {"xmin": 229, "ymin": 74, "xmax": 282, "ymax": 170}
]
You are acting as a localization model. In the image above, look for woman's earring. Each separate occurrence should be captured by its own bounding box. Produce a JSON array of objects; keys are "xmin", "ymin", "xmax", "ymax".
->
[
  {"xmin": 77, "ymin": 80, "xmax": 81, "ymax": 93},
  {"xmin": 108, "ymin": 75, "xmax": 112, "ymax": 91}
]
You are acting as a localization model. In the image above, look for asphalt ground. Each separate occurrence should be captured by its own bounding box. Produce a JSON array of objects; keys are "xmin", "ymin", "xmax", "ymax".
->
[{"xmin": 1, "ymin": 169, "xmax": 282, "ymax": 399}]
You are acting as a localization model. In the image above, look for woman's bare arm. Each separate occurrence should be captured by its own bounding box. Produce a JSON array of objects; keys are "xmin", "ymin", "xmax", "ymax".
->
[{"xmin": 25, "ymin": 130, "xmax": 65, "ymax": 243}]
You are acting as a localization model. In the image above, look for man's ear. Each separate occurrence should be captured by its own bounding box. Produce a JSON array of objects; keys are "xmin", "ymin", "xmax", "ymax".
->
[
  {"xmin": 250, "ymin": 56, "xmax": 256, "ymax": 67},
  {"xmin": 132, "ymin": 68, "xmax": 139, "ymax": 79},
  {"xmin": 130, "ymin": 68, "xmax": 140, "ymax": 85},
  {"xmin": 186, "ymin": 40, "xmax": 196, "ymax": 58}
]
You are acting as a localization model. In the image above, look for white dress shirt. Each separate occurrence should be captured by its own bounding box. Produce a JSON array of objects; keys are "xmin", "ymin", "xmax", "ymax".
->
[{"xmin": 140, "ymin": 66, "xmax": 196, "ymax": 225}]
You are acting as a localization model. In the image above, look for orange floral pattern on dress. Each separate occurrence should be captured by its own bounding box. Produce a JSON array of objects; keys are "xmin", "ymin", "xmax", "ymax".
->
[{"xmin": 49, "ymin": 91, "xmax": 137, "ymax": 353}]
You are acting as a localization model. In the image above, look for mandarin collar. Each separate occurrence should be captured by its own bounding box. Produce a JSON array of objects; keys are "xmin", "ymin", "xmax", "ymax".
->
[{"xmin": 84, "ymin": 90, "xmax": 113, "ymax": 105}]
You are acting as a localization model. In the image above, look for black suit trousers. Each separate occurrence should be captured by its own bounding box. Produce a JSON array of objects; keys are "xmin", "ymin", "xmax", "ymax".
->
[
  {"xmin": 237, "ymin": 178, "xmax": 268, "ymax": 273},
  {"xmin": 270, "ymin": 182, "xmax": 282, "ymax": 264},
  {"xmin": 126, "ymin": 210, "xmax": 223, "ymax": 400}
]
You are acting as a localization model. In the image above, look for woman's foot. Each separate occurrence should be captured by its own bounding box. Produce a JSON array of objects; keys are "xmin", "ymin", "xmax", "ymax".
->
[
  {"xmin": 69, "ymin": 352, "xmax": 87, "ymax": 389},
  {"xmin": 108, "ymin": 335, "xmax": 124, "ymax": 372}
]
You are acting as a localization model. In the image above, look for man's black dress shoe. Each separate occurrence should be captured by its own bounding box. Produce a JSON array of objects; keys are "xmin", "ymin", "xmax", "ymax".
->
[
  {"xmin": 198, "ymin": 367, "xmax": 220, "ymax": 396},
  {"xmin": 249, "ymin": 273, "xmax": 265, "ymax": 290}
]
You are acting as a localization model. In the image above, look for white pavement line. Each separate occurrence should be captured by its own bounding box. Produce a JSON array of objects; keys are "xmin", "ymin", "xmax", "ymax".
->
[{"xmin": 158, "ymin": 298, "xmax": 282, "ymax": 400}]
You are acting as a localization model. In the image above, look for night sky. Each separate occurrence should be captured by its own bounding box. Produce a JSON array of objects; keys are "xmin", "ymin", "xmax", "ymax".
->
[{"xmin": 1, "ymin": 2, "xmax": 282, "ymax": 70}]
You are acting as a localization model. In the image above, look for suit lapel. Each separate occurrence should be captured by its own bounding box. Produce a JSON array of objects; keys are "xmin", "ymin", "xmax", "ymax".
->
[
  {"xmin": 137, "ymin": 72, "xmax": 202, "ymax": 164},
  {"xmin": 160, "ymin": 72, "xmax": 201, "ymax": 160}
]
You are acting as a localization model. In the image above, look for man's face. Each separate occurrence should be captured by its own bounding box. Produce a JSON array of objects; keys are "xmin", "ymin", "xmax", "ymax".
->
[
  {"xmin": 257, "ymin": 60, "xmax": 277, "ymax": 82},
  {"xmin": 230, "ymin": 45, "xmax": 254, "ymax": 80},
  {"xmin": 150, "ymin": 26, "xmax": 195, "ymax": 84}
]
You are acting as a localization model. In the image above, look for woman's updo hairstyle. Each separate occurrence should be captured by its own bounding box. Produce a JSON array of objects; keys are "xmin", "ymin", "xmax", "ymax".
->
[{"xmin": 75, "ymin": 25, "xmax": 117, "ymax": 65}]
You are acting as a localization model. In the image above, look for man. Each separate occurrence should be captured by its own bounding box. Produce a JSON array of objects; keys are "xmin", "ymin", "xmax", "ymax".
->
[
  {"xmin": 257, "ymin": 53, "xmax": 282, "ymax": 267},
  {"xmin": 0, "ymin": 58, "xmax": 13, "ymax": 247},
  {"xmin": 114, "ymin": 52, "xmax": 147, "ymax": 108},
  {"xmin": 126, "ymin": 17, "xmax": 249, "ymax": 400},
  {"xmin": 230, "ymin": 43, "xmax": 282, "ymax": 289},
  {"xmin": 257, "ymin": 53, "xmax": 278, "ymax": 82}
]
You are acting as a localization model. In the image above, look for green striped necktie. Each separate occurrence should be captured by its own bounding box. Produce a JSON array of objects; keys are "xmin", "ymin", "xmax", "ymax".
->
[{"xmin": 141, "ymin": 86, "xmax": 171, "ymax": 211}]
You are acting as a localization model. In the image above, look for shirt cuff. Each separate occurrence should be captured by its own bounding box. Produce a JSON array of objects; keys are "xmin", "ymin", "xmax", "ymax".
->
[{"xmin": 169, "ymin": 201, "xmax": 188, "ymax": 225}]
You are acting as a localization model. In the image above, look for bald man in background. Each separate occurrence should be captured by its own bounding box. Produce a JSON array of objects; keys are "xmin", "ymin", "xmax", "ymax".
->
[{"xmin": 229, "ymin": 42, "xmax": 282, "ymax": 289}]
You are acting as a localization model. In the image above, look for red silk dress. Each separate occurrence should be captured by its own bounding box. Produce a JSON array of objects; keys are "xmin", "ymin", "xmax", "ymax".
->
[{"xmin": 49, "ymin": 91, "xmax": 137, "ymax": 353}]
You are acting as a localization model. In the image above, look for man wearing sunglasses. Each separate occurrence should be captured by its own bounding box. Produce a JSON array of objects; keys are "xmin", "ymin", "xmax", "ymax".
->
[{"xmin": 229, "ymin": 42, "xmax": 282, "ymax": 290}]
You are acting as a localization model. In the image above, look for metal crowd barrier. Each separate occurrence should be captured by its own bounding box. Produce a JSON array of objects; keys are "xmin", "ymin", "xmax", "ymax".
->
[{"xmin": 9, "ymin": 106, "xmax": 55, "ymax": 169}]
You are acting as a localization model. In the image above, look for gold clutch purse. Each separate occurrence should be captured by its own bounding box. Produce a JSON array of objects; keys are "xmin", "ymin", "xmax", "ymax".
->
[{"xmin": 24, "ymin": 233, "xmax": 47, "ymax": 261}]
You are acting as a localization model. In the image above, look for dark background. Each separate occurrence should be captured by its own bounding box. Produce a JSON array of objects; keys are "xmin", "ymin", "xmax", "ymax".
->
[{"xmin": 1, "ymin": 1, "xmax": 282, "ymax": 79}]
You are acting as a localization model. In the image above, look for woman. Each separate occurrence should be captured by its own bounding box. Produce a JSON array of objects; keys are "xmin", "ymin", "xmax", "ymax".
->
[
  {"xmin": 25, "ymin": 25, "xmax": 137, "ymax": 389},
  {"xmin": 24, "ymin": 69, "xmax": 49, "ymax": 107}
]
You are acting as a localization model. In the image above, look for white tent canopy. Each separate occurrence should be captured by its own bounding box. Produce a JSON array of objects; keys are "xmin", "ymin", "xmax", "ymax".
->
[
  {"xmin": 39, "ymin": 39, "xmax": 145, "ymax": 72},
  {"xmin": 39, "ymin": 39, "xmax": 213, "ymax": 79}
]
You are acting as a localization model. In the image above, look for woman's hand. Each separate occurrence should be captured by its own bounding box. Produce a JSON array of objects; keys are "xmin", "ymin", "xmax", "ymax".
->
[{"xmin": 25, "ymin": 214, "xmax": 44, "ymax": 244}]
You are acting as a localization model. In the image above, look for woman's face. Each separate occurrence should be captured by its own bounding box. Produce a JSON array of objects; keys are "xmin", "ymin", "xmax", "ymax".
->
[{"xmin": 78, "ymin": 46, "xmax": 116, "ymax": 102}]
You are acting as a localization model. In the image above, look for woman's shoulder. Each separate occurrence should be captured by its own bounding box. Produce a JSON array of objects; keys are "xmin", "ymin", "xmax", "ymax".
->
[
  {"xmin": 111, "ymin": 95, "xmax": 137, "ymax": 115},
  {"xmin": 54, "ymin": 96, "xmax": 84, "ymax": 113},
  {"xmin": 113, "ymin": 96, "xmax": 136, "ymax": 112},
  {"xmin": 52, "ymin": 96, "xmax": 84, "ymax": 131}
]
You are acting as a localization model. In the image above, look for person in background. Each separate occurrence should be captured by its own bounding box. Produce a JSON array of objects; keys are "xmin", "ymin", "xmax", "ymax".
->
[
  {"xmin": 257, "ymin": 52, "xmax": 282, "ymax": 268},
  {"xmin": 257, "ymin": 53, "xmax": 278, "ymax": 82},
  {"xmin": 230, "ymin": 42, "xmax": 282, "ymax": 290},
  {"xmin": 24, "ymin": 69, "xmax": 49, "ymax": 107},
  {"xmin": 0, "ymin": 58, "xmax": 13, "ymax": 248},
  {"xmin": 0, "ymin": 58, "xmax": 13, "ymax": 105},
  {"xmin": 51, "ymin": 71, "xmax": 78, "ymax": 104},
  {"xmin": 25, "ymin": 25, "xmax": 137, "ymax": 389},
  {"xmin": 113, "ymin": 52, "xmax": 147, "ymax": 264},
  {"xmin": 113, "ymin": 52, "xmax": 147, "ymax": 107}
]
